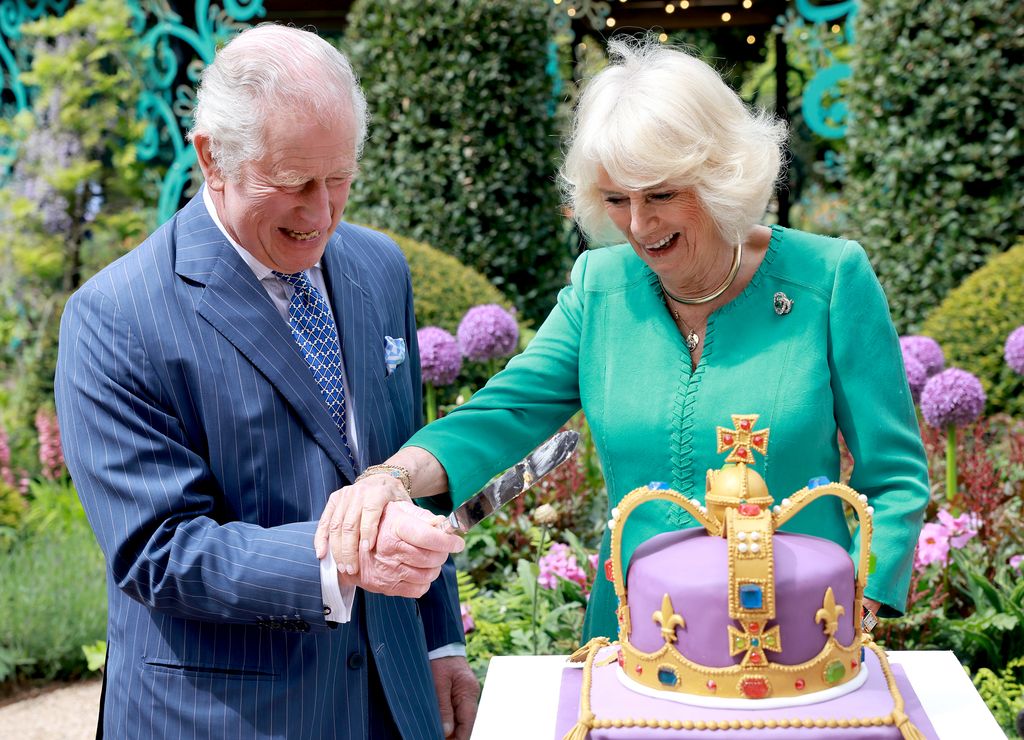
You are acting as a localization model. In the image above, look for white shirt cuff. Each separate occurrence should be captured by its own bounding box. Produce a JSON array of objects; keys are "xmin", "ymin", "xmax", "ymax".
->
[
  {"xmin": 320, "ymin": 548, "xmax": 356, "ymax": 623},
  {"xmin": 428, "ymin": 643, "xmax": 467, "ymax": 660}
]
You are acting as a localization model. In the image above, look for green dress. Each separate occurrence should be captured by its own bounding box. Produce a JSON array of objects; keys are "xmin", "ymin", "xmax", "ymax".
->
[{"xmin": 407, "ymin": 226, "xmax": 929, "ymax": 641}]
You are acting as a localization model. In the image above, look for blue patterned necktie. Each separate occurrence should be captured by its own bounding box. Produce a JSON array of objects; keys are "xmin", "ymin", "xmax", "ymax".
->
[{"xmin": 273, "ymin": 270, "xmax": 356, "ymax": 468}]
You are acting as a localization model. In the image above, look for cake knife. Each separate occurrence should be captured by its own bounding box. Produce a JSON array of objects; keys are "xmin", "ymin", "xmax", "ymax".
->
[{"xmin": 442, "ymin": 429, "xmax": 579, "ymax": 533}]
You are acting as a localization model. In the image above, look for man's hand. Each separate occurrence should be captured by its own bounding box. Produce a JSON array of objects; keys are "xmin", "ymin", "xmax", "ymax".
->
[
  {"xmin": 315, "ymin": 473, "xmax": 411, "ymax": 574},
  {"xmin": 430, "ymin": 656, "xmax": 479, "ymax": 740},
  {"xmin": 337, "ymin": 501, "xmax": 464, "ymax": 598}
]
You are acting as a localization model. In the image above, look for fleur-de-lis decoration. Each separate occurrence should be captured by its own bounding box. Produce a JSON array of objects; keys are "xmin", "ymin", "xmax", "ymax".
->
[
  {"xmin": 652, "ymin": 593, "xmax": 685, "ymax": 644},
  {"xmin": 815, "ymin": 587, "xmax": 846, "ymax": 637},
  {"xmin": 716, "ymin": 414, "xmax": 770, "ymax": 465}
]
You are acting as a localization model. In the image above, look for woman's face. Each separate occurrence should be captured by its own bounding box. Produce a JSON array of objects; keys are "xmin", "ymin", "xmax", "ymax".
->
[{"xmin": 596, "ymin": 167, "xmax": 717, "ymax": 282}]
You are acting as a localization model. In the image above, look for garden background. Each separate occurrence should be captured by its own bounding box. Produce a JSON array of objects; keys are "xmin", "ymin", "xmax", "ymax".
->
[{"xmin": 0, "ymin": 0, "xmax": 1022, "ymax": 735}]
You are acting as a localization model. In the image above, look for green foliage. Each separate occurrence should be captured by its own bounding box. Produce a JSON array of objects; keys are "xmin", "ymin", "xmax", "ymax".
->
[
  {"xmin": 82, "ymin": 639, "xmax": 107, "ymax": 673},
  {"xmin": 972, "ymin": 657, "xmax": 1024, "ymax": 737},
  {"xmin": 843, "ymin": 0, "xmax": 1024, "ymax": 331},
  {"xmin": 0, "ymin": 0, "xmax": 156, "ymax": 474},
  {"xmin": 0, "ymin": 480, "xmax": 27, "ymax": 550},
  {"xmin": 344, "ymin": 0, "xmax": 573, "ymax": 324},
  {"xmin": 920, "ymin": 242, "xmax": 1024, "ymax": 416},
  {"xmin": 0, "ymin": 512, "xmax": 106, "ymax": 683},
  {"xmin": 376, "ymin": 228, "xmax": 512, "ymax": 334}
]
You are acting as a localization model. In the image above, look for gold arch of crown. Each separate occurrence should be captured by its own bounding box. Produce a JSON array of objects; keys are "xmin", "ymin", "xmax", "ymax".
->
[{"xmin": 604, "ymin": 414, "xmax": 876, "ymax": 701}]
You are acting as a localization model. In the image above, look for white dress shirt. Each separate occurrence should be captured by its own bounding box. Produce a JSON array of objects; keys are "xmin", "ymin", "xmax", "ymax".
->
[{"xmin": 201, "ymin": 189, "xmax": 464, "ymax": 659}]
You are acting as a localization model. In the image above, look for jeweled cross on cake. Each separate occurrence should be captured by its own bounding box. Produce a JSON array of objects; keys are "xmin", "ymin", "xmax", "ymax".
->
[{"xmin": 716, "ymin": 413, "xmax": 769, "ymax": 464}]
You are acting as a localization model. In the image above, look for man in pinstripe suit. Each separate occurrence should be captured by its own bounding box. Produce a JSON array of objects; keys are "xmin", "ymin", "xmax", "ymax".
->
[{"xmin": 55, "ymin": 25, "xmax": 477, "ymax": 739}]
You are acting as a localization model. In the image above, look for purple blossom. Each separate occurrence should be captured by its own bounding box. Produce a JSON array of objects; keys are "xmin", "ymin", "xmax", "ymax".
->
[
  {"xmin": 417, "ymin": 327, "xmax": 462, "ymax": 386},
  {"xmin": 919, "ymin": 367, "xmax": 986, "ymax": 429},
  {"xmin": 460, "ymin": 603, "xmax": 475, "ymax": 634},
  {"xmin": 899, "ymin": 335, "xmax": 944, "ymax": 377},
  {"xmin": 915, "ymin": 522, "xmax": 950, "ymax": 569},
  {"xmin": 538, "ymin": 542, "xmax": 587, "ymax": 590},
  {"xmin": 903, "ymin": 354, "xmax": 927, "ymax": 404},
  {"xmin": 1005, "ymin": 326, "xmax": 1024, "ymax": 375},
  {"xmin": 457, "ymin": 304, "xmax": 519, "ymax": 363},
  {"xmin": 1010, "ymin": 555, "xmax": 1023, "ymax": 573}
]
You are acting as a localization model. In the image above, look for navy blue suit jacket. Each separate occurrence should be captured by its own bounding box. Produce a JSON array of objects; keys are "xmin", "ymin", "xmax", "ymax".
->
[{"xmin": 55, "ymin": 194, "xmax": 463, "ymax": 738}]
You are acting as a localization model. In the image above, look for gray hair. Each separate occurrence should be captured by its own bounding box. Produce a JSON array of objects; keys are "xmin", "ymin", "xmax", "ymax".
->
[
  {"xmin": 561, "ymin": 37, "xmax": 787, "ymax": 246},
  {"xmin": 188, "ymin": 24, "xmax": 368, "ymax": 181}
]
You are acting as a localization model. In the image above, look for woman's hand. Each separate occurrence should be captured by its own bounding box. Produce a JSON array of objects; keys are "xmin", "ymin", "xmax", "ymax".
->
[{"xmin": 315, "ymin": 473, "xmax": 410, "ymax": 574}]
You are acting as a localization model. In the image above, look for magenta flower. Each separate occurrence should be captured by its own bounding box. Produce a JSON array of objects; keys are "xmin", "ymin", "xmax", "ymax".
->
[
  {"xmin": 1005, "ymin": 326, "xmax": 1024, "ymax": 375},
  {"xmin": 417, "ymin": 327, "xmax": 462, "ymax": 387},
  {"xmin": 460, "ymin": 603, "xmax": 475, "ymax": 634},
  {"xmin": 903, "ymin": 354, "xmax": 927, "ymax": 404},
  {"xmin": 0, "ymin": 423, "xmax": 13, "ymax": 488},
  {"xmin": 919, "ymin": 368, "xmax": 986, "ymax": 429},
  {"xmin": 538, "ymin": 542, "xmax": 587, "ymax": 590},
  {"xmin": 915, "ymin": 522, "xmax": 951, "ymax": 569},
  {"xmin": 899, "ymin": 335, "xmax": 944, "ymax": 377},
  {"xmin": 457, "ymin": 304, "xmax": 519, "ymax": 363},
  {"xmin": 1010, "ymin": 555, "xmax": 1023, "ymax": 573},
  {"xmin": 935, "ymin": 509, "xmax": 978, "ymax": 549},
  {"xmin": 35, "ymin": 408, "xmax": 65, "ymax": 480}
]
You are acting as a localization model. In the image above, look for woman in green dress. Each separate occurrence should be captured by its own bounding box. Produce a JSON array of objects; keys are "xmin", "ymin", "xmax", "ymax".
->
[{"xmin": 316, "ymin": 37, "xmax": 929, "ymax": 642}]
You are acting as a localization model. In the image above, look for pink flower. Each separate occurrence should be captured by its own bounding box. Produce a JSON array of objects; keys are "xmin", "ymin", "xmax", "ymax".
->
[
  {"xmin": 915, "ymin": 522, "xmax": 951, "ymax": 569},
  {"xmin": 460, "ymin": 603, "xmax": 474, "ymax": 634},
  {"xmin": 1009, "ymin": 555, "xmax": 1023, "ymax": 573},
  {"xmin": 538, "ymin": 542, "xmax": 587, "ymax": 590},
  {"xmin": 935, "ymin": 509, "xmax": 979, "ymax": 550},
  {"xmin": 0, "ymin": 423, "xmax": 14, "ymax": 488},
  {"xmin": 588, "ymin": 553, "xmax": 599, "ymax": 572},
  {"xmin": 35, "ymin": 408, "xmax": 65, "ymax": 480}
]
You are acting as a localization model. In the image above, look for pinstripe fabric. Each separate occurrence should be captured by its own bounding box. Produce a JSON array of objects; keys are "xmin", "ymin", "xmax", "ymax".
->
[{"xmin": 55, "ymin": 194, "xmax": 465, "ymax": 739}]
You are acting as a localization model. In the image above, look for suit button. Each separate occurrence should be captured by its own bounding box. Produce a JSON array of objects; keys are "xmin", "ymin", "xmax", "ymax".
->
[{"xmin": 347, "ymin": 652, "xmax": 364, "ymax": 670}]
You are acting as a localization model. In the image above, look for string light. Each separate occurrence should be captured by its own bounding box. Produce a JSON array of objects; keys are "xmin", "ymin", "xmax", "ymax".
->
[
  {"xmin": 680, "ymin": 0, "xmax": 689, "ymax": 7},
  {"xmin": 607, "ymin": 16, "xmax": 616, "ymax": 27},
  {"xmin": 721, "ymin": 11, "xmax": 731, "ymax": 21},
  {"xmin": 742, "ymin": 0, "xmax": 752, "ymax": 7},
  {"xmin": 666, "ymin": 3, "xmax": 675, "ymax": 13},
  {"xmin": 553, "ymin": 0, "xmax": 561, "ymax": 4},
  {"xmin": 831, "ymin": 24, "xmax": 841, "ymax": 33},
  {"xmin": 746, "ymin": 35, "xmax": 756, "ymax": 44},
  {"xmin": 659, "ymin": 32, "xmax": 669, "ymax": 42},
  {"xmin": 567, "ymin": 7, "xmax": 576, "ymax": 16}
]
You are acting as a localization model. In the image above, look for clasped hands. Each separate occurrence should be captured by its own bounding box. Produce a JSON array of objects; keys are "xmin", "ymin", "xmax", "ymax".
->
[{"xmin": 314, "ymin": 473, "xmax": 464, "ymax": 598}]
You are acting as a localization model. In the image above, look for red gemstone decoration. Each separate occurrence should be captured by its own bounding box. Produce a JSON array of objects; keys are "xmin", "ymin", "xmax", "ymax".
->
[
  {"xmin": 706, "ymin": 680, "xmax": 717, "ymax": 691},
  {"xmin": 740, "ymin": 677, "xmax": 770, "ymax": 699},
  {"xmin": 737, "ymin": 447, "xmax": 748, "ymax": 458},
  {"xmin": 635, "ymin": 665, "xmax": 643, "ymax": 675},
  {"xmin": 723, "ymin": 433, "xmax": 734, "ymax": 445},
  {"xmin": 752, "ymin": 435, "xmax": 763, "ymax": 446},
  {"xmin": 749, "ymin": 652, "xmax": 761, "ymax": 664},
  {"xmin": 740, "ymin": 419, "xmax": 751, "ymax": 430},
  {"xmin": 851, "ymin": 660, "xmax": 858, "ymax": 669},
  {"xmin": 617, "ymin": 651, "xmax": 625, "ymax": 668},
  {"xmin": 795, "ymin": 679, "xmax": 806, "ymax": 691},
  {"xmin": 748, "ymin": 622, "xmax": 760, "ymax": 634},
  {"xmin": 738, "ymin": 503, "xmax": 761, "ymax": 516},
  {"xmin": 604, "ymin": 558, "xmax": 614, "ymax": 581}
]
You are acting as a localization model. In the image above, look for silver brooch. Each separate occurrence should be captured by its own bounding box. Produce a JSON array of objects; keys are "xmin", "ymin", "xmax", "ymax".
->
[{"xmin": 773, "ymin": 292, "xmax": 794, "ymax": 316}]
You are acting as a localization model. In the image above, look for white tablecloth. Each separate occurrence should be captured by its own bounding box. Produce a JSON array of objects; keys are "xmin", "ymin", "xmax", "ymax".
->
[{"xmin": 470, "ymin": 651, "xmax": 1005, "ymax": 740}]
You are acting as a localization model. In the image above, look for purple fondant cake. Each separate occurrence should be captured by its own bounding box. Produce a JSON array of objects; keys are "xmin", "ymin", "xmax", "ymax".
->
[{"xmin": 557, "ymin": 415, "xmax": 933, "ymax": 739}]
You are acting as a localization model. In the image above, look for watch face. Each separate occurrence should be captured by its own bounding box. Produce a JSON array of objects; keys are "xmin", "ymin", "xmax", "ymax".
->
[{"xmin": 861, "ymin": 608, "xmax": 878, "ymax": 632}]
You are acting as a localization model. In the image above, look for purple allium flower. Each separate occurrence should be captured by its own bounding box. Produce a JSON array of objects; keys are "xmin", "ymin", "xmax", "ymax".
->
[
  {"xmin": 899, "ymin": 335, "xmax": 944, "ymax": 377},
  {"xmin": 903, "ymin": 354, "xmax": 927, "ymax": 404},
  {"xmin": 538, "ymin": 542, "xmax": 587, "ymax": 590},
  {"xmin": 1005, "ymin": 326, "xmax": 1024, "ymax": 375},
  {"xmin": 919, "ymin": 367, "xmax": 986, "ymax": 429},
  {"xmin": 914, "ymin": 522, "xmax": 950, "ymax": 569},
  {"xmin": 460, "ymin": 603, "xmax": 475, "ymax": 634},
  {"xmin": 417, "ymin": 327, "xmax": 462, "ymax": 386},
  {"xmin": 457, "ymin": 304, "xmax": 519, "ymax": 362}
]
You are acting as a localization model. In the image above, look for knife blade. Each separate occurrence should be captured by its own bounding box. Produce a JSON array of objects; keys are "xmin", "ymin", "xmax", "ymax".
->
[{"xmin": 443, "ymin": 430, "xmax": 580, "ymax": 533}]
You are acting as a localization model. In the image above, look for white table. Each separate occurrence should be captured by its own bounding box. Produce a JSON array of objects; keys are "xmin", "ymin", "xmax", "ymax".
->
[{"xmin": 471, "ymin": 652, "xmax": 1006, "ymax": 740}]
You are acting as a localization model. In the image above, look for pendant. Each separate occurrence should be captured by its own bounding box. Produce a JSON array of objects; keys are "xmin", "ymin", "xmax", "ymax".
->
[{"xmin": 685, "ymin": 331, "xmax": 699, "ymax": 352}]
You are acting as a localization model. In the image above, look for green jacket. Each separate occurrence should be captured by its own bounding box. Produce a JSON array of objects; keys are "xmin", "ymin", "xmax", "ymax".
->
[{"xmin": 407, "ymin": 226, "xmax": 928, "ymax": 641}]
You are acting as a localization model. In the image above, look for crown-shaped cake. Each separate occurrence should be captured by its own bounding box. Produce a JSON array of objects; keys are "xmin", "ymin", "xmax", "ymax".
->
[{"xmin": 561, "ymin": 414, "xmax": 929, "ymax": 739}]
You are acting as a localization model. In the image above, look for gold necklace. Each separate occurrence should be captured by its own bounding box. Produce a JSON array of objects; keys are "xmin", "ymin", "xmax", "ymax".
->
[
  {"xmin": 659, "ymin": 240, "xmax": 743, "ymax": 305},
  {"xmin": 667, "ymin": 304, "xmax": 700, "ymax": 352}
]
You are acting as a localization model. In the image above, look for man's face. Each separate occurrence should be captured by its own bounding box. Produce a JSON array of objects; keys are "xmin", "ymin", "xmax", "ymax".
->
[{"xmin": 202, "ymin": 108, "xmax": 358, "ymax": 274}]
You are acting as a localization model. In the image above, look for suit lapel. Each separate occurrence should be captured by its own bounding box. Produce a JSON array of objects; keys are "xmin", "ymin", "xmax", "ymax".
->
[
  {"xmin": 174, "ymin": 194, "xmax": 358, "ymax": 481},
  {"xmin": 321, "ymin": 230, "xmax": 389, "ymax": 467}
]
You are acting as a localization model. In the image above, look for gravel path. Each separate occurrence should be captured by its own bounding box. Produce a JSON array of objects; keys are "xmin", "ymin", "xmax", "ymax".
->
[{"xmin": 0, "ymin": 679, "xmax": 101, "ymax": 739}]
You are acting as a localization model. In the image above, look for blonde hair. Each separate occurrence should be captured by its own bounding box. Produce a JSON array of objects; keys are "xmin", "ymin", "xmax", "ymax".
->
[
  {"xmin": 188, "ymin": 24, "xmax": 368, "ymax": 181},
  {"xmin": 561, "ymin": 37, "xmax": 787, "ymax": 245}
]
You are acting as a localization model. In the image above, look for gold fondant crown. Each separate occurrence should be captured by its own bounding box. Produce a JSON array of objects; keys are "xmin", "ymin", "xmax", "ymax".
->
[{"xmin": 608, "ymin": 414, "xmax": 875, "ymax": 701}]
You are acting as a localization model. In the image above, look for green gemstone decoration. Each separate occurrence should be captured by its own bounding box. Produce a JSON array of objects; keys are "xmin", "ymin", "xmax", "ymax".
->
[{"xmin": 824, "ymin": 660, "xmax": 846, "ymax": 684}]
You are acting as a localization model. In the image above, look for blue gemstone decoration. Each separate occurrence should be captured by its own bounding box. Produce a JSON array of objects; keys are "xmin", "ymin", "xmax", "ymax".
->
[
  {"xmin": 658, "ymin": 668, "xmax": 678, "ymax": 687},
  {"xmin": 861, "ymin": 646, "xmax": 866, "ymax": 663},
  {"xmin": 808, "ymin": 476, "xmax": 831, "ymax": 489},
  {"xmin": 739, "ymin": 584, "xmax": 764, "ymax": 610},
  {"xmin": 751, "ymin": 638, "xmax": 760, "ymax": 647},
  {"xmin": 648, "ymin": 481, "xmax": 670, "ymax": 490}
]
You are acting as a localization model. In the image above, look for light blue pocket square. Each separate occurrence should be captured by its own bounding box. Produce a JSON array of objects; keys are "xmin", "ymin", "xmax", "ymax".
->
[{"xmin": 384, "ymin": 336, "xmax": 407, "ymax": 375}]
